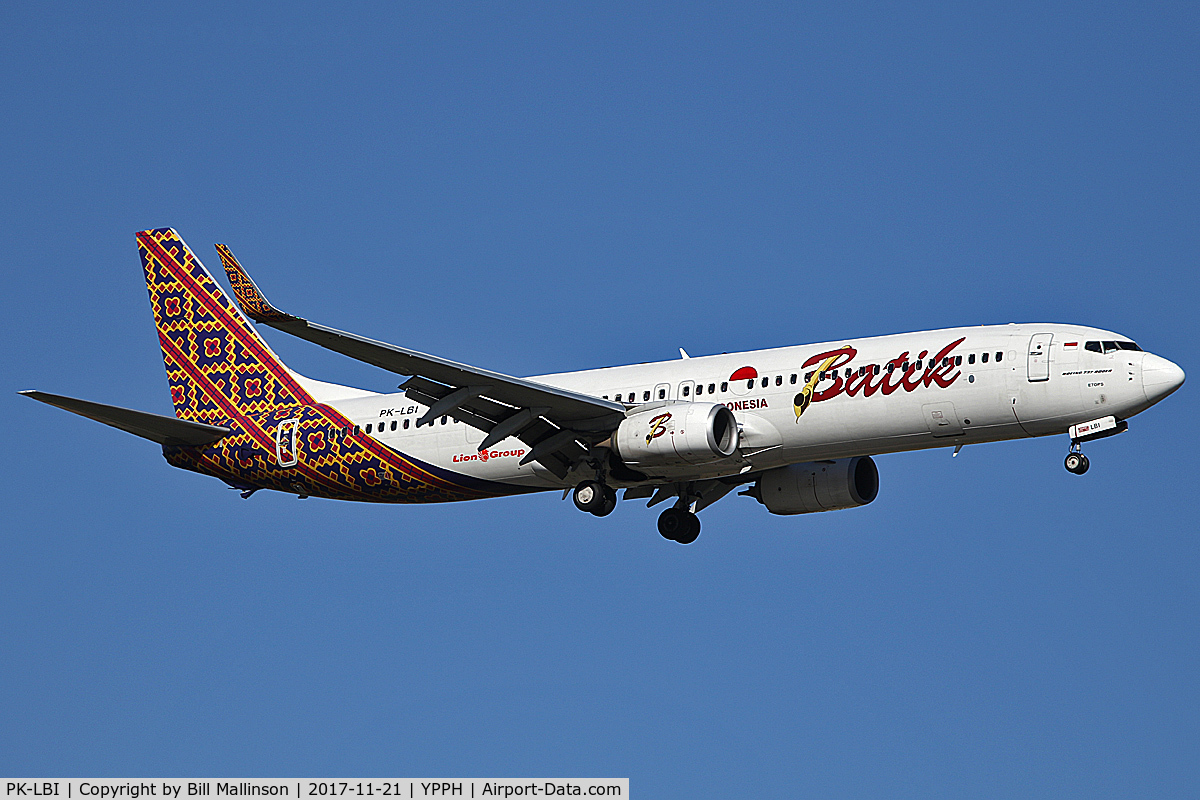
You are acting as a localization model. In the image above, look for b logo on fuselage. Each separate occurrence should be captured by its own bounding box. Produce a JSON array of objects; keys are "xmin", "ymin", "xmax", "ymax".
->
[
  {"xmin": 646, "ymin": 412, "xmax": 672, "ymax": 445},
  {"xmin": 794, "ymin": 350, "xmax": 846, "ymax": 421}
]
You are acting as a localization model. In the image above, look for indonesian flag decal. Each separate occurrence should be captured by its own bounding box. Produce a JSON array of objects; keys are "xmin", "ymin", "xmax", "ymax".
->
[
  {"xmin": 1064, "ymin": 342, "xmax": 1078, "ymax": 349},
  {"xmin": 727, "ymin": 365, "xmax": 759, "ymax": 397},
  {"xmin": 729, "ymin": 366, "xmax": 758, "ymax": 382}
]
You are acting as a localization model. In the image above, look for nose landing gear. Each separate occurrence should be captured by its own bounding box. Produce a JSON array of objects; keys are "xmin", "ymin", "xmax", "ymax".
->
[{"xmin": 1064, "ymin": 444, "xmax": 1090, "ymax": 475}]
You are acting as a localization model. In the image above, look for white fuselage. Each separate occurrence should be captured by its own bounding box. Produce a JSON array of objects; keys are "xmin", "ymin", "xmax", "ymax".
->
[{"xmin": 324, "ymin": 323, "xmax": 1178, "ymax": 490}]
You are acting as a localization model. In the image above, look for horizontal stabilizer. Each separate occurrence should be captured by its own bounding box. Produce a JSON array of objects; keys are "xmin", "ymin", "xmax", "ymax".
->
[{"xmin": 19, "ymin": 391, "xmax": 232, "ymax": 446}]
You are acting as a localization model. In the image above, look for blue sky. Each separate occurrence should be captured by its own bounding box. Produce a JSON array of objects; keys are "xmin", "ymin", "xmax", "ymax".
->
[{"xmin": 2, "ymin": 2, "xmax": 1197, "ymax": 796}]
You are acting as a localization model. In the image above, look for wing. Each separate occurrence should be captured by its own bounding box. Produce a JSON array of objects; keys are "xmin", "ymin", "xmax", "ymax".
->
[{"xmin": 215, "ymin": 245, "xmax": 626, "ymax": 478}]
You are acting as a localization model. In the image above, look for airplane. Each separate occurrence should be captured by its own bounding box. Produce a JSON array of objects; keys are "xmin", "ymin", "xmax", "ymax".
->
[{"xmin": 21, "ymin": 228, "xmax": 1186, "ymax": 544}]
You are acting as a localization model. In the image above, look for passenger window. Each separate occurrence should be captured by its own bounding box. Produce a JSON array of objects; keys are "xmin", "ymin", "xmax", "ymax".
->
[
  {"xmin": 789, "ymin": 374, "xmax": 797, "ymax": 384},
  {"xmin": 1085, "ymin": 341, "xmax": 1102, "ymax": 353},
  {"xmin": 720, "ymin": 382, "xmax": 728, "ymax": 392},
  {"xmin": 658, "ymin": 388, "xmax": 666, "ymax": 399},
  {"xmin": 761, "ymin": 377, "xmax": 769, "ymax": 388},
  {"xmin": 858, "ymin": 366, "xmax": 865, "ymax": 376},
  {"xmin": 968, "ymin": 353, "xmax": 975, "ymax": 364},
  {"xmin": 403, "ymin": 419, "xmax": 410, "ymax": 429},
  {"xmin": 602, "ymin": 395, "xmax": 608, "ymax": 400},
  {"xmin": 747, "ymin": 379, "xmax": 755, "ymax": 389},
  {"xmin": 886, "ymin": 364, "xmax": 894, "ymax": 373},
  {"xmin": 365, "ymin": 423, "xmax": 372, "ymax": 434},
  {"xmin": 915, "ymin": 359, "xmax": 922, "ymax": 370},
  {"xmin": 902, "ymin": 361, "xmax": 910, "ymax": 371},
  {"xmin": 391, "ymin": 421, "xmax": 397, "ymax": 431},
  {"xmin": 806, "ymin": 372, "xmax": 814, "ymax": 381},
  {"xmin": 708, "ymin": 383, "xmax": 716, "ymax": 394},
  {"xmin": 995, "ymin": 352, "xmax": 1003, "ymax": 362},
  {"xmin": 682, "ymin": 385, "xmax": 690, "ymax": 397},
  {"xmin": 873, "ymin": 364, "xmax": 880, "ymax": 375},
  {"xmin": 981, "ymin": 352, "xmax": 989, "ymax": 363},
  {"xmin": 643, "ymin": 390, "xmax": 650, "ymax": 401},
  {"xmin": 942, "ymin": 357, "xmax": 948, "ymax": 367},
  {"xmin": 694, "ymin": 384, "xmax": 702, "ymax": 396},
  {"xmin": 441, "ymin": 416, "xmax": 447, "ymax": 425},
  {"xmin": 955, "ymin": 356, "xmax": 961, "ymax": 366},
  {"xmin": 775, "ymin": 375, "xmax": 782, "ymax": 386}
]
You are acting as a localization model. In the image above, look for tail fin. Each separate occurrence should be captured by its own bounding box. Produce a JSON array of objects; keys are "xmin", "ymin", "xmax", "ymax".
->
[{"xmin": 137, "ymin": 228, "xmax": 313, "ymax": 425}]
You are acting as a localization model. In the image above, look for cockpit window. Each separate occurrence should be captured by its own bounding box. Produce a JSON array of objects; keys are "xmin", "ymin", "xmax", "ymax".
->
[{"xmin": 1088, "ymin": 340, "xmax": 1140, "ymax": 353}]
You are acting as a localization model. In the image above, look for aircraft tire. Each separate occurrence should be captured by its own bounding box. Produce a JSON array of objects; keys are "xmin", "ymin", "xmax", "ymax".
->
[
  {"xmin": 592, "ymin": 486, "xmax": 618, "ymax": 517},
  {"xmin": 1065, "ymin": 453, "xmax": 1089, "ymax": 475},
  {"xmin": 657, "ymin": 507, "xmax": 686, "ymax": 540},
  {"xmin": 573, "ymin": 480, "xmax": 607, "ymax": 513},
  {"xmin": 675, "ymin": 513, "xmax": 701, "ymax": 545},
  {"xmin": 658, "ymin": 507, "xmax": 700, "ymax": 543}
]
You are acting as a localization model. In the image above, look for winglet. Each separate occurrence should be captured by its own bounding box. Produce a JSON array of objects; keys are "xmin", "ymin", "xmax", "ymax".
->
[{"xmin": 214, "ymin": 243, "xmax": 302, "ymax": 324}]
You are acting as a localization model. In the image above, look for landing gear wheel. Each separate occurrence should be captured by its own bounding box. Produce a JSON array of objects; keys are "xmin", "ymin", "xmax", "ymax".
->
[
  {"xmin": 1064, "ymin": 452, "xmax": 1090, "ymax": 475},
  {"xmin": 592, "ymin": 486, "xmax": 618, "ymax": 517},
  {"xmin": 676, "ymin": 514, "xmax": 701, "ymax": 545},
  {"xmin": 658, "ymin": 507, "xmax": 701, "ymax": 544},
  {"xmin": 573, "ymin": 480, "xmax": 607, "ymax": 513}
]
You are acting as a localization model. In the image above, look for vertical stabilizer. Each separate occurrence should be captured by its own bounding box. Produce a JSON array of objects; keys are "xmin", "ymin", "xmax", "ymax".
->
[{"xmin": 137, "ymin": 228, "xmax": 313, "ymax": 424}]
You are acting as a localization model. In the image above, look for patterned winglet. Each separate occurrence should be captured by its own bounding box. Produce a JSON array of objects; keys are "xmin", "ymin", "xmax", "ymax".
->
[{"xmin": 215, "ymin": 243, "xmax": 301, "ymax": 324}]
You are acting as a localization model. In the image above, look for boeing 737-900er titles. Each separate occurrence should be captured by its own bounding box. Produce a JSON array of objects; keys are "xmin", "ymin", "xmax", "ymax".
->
[{"xmin": 21, "ymin": 229, "xmax": 1186, "ymax": 544}]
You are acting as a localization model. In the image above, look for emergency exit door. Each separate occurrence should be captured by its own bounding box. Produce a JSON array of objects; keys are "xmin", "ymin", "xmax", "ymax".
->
[
  {"xmin": 275, "ymin": 418, "xmax": 299, "ymax": 467},
  {"xmin": 1027, "ymin": 333, "xmax": 1053, "ymax": 382}
]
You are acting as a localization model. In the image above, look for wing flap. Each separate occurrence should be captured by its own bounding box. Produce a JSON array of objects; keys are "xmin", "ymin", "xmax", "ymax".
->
[{"xmin": 401, "ymin": 378, "xmax": 582, "ymax": 478}]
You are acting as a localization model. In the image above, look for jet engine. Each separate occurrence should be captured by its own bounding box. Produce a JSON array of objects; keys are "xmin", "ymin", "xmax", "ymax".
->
[
  {"xmin": 612, "ymin": 403, "xmax": 739, "ymax": 468},
  {"xmin": 750, "ymin": 456, "xmax": 879, "ymax": 515}
]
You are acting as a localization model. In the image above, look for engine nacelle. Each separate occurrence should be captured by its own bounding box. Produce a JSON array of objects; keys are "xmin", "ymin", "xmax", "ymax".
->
[
  {"xmin": 612, "ymin": 403, "xmax": 739, "ymax": 468},
  {"xmin": 753, "ymin": 456, "xmax": 879, "ymax": 515}
]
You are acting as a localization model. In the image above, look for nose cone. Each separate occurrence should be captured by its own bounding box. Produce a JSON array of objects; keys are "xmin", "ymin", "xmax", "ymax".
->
[{"xmin": 1142, "ymin": 353, "xmax": 1185, "ymax": 404}]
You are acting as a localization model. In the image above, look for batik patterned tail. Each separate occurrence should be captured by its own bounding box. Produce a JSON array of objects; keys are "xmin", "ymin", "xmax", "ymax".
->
[{"xmin": 137, "ymin": 228, "xmax": 313, "ymax": 425}]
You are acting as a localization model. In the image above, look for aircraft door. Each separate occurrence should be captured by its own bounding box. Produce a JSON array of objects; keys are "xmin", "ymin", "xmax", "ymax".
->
[
  {"xmin": 1027, "ymin": 333, "xmax": 1053, "ymax": 382},
  {"xmin": 922, "ymin": 402, "xmax": 964, "ymax": 438},
  {"xmin": 275, "ymin": 417, "xmax": 299, "ymax": 467},
  {"xmin": 678, "ymin": 380, "xmax": 695, "ymax": 401},
  {"xmin": 654, "ymin": 382, "xmax": 671, "ymax": 402}
]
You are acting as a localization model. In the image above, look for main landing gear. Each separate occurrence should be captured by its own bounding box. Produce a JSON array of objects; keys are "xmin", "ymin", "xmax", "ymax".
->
[
  {"xmin": 573, "ymin": 476, "xmax": 703, "ymax": 544},
  {"xmin": 573, "ymin": 480, "xmax": 617, "ymax": 517},
  {"xmin": 657, "ymin": 506, "xmax": 701, "ymax": 545}
]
